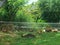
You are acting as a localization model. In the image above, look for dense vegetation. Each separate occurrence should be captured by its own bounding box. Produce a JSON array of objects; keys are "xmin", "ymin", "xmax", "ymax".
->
[
  {"xmin": 0, "ymin": 0, "xmax": 60, "ymax": 22},
  {"xmin": 0, "ymin": 0, "xmax": 60, "ymax": 45}
]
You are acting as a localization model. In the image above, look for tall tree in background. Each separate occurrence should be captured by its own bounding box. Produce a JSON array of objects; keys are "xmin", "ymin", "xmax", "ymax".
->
[
  {"xmin": 0, "ymin": 0, "xmax": 27, "ymax": 21},
  {"xmin": 38, "ymin": 0, "xmax": 60, "ymax": 23}
]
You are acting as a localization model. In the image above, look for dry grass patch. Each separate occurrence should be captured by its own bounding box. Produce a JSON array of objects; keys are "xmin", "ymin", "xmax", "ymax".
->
[{"xmin": 0, "ymin": 31, "xmax": 18, "ymax": 38}]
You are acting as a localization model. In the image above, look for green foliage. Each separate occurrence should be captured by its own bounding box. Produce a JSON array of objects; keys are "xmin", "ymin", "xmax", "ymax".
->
[
  {"xmin": 0, "ymin": 0, "xmax": 27, "ymax": 21},
  {"xmin": 38, "ymin": 0, "xmax": 60, "ymax": 23},
  {"xmin": 0, "ymin": 8, "xmax": 6, "ymax": 21},
  {"xmin": 15, "ymin": 10, "xmax": 35, "ymax": 22},
  {"xmin": 37, "ymin": 19, "xmax": 45, "ymax": 23}
]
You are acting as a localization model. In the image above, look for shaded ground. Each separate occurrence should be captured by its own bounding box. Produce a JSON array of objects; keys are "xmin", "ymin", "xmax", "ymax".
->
[{"xmin": 0, "ymin": 31, "xmax": 60, "ymax": 45}]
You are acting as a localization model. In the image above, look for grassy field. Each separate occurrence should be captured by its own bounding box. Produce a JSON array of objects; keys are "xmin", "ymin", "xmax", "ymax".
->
[{"xmin": 0, "ymin": 31, "xmax": 60, "ymax": 45}]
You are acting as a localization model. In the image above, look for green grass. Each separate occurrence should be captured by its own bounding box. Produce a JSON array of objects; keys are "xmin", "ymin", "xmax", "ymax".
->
[{"xmin": 0, "ymin": 31, "xmax": 60, "ymax": 45}]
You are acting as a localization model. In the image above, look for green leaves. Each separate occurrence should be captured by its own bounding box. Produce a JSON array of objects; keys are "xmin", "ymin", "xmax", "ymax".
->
[
  {"xmin": 15, "ymin": 10, "xmax": 35, "ymax": 22},
  {"xmin": 38, "ymin": 0, "xmax": 60, "ymax": 23},
  {"xmin": 0, "ymin": 0, "xmax": 27, "ymax": 21}
]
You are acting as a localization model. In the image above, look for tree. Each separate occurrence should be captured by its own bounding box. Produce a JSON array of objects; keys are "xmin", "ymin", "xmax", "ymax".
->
[
  {"xmin": 1, "ymin": 0, "xmax": 27, "ymax": 21},
  {"xmin": 38, "ymin": 0, "xmax": 60, "ymax": 23}
]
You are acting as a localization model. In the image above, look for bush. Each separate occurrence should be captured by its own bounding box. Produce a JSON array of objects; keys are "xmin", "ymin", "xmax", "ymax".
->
[{"xmin": 14, "ymin": 10, "xmax": 34, "ymax": 22}]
